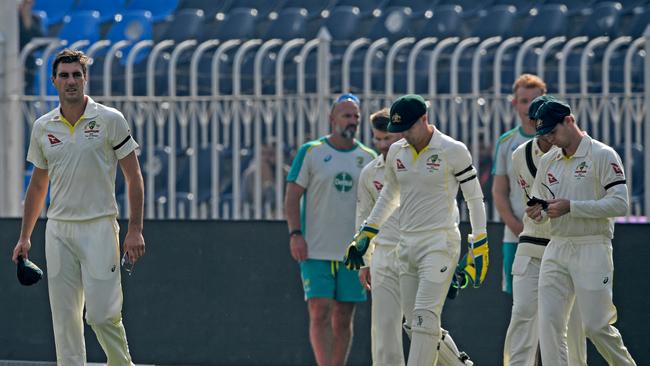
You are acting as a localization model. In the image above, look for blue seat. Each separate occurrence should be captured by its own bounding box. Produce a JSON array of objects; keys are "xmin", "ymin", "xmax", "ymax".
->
[
  {"xmin": 383, "ymin": 0, "xmax": 435, "ymax": 16},
  {"xmin": 544, "ymin": 0, "xmax": 595, "ymax": 15},
  {"xmin": 625, "ymin": 4, "xmax": 650, "ymax": 37},
  {"xmin": 470, "ymin": 4, "xmax": 518, "ymax": 38},
  {"xmin": 223, "ymin": 0, "xmax": 287, "ymax": 19},
  {"xmin": 33, "ymin": 0, "xmax": 76, "ymax": 25},
  {"xmin": 33, "ymin": 10, "xmax": 50, "ymax": 36},
  {"xmin": 157, "ymin": 8, "xmax": 205, "ymax": 42},
  {"xmin": 57, "ymin": 11, "xmax": 102, "ymax": 45},
  {"xmin": 177, "ymin": 0, "xmax": 230, "ymax": 18},
  {"xmin": 281, "ymin": 0, "xmax": 336, "ymax": 18},
  {"xmin": 264, "ymin": 7, "xmax": 309, "ymax": 40},
  {"xmin": 434, "ymin": 0, "xmax": 486, "ymax": 18},
  {"xmin": 323, "ymin": 6, "xmax": 363, "ymax": 41},
  {"xmin": 74, "ymin": 0, "xmax": 127, "ymax": 23},
  {"xmin": 334, "ymin": 0, "xmax": 387, "ymax": 17},
  {"xmin": 521, "ymin": 4, "xmax": 569, "ymax": 39},
  {"xmin": 126, "ymin": 0, "xmax": 180, "ymax": 22},
  {"xmin": 573, "ymin": 1, "xmax": 623, "ymax": 37},
  {"xmin": 416, "ymin": 4, "xmax": 465, "ymax": 39},
  {"xmin": 366, "ymin": 6, "xmax": 415, "ymax": 41},
  {"xmin": 106, "ymin": 10, "xmax": 153, "ymax": 56}
]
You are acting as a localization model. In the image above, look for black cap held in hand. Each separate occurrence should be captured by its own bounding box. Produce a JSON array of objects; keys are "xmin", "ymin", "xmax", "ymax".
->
[{"xmin": 17, "ymin": 256, "xmax": 43, "ymax": 286}]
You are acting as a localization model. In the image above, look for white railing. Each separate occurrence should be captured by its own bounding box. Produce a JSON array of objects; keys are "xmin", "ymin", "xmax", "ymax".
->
[{"xmin": 12, "ymin": 30, "xmax": 650, "ymax": 220}]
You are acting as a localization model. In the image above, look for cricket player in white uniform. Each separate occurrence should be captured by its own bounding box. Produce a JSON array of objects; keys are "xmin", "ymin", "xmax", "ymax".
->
[
  {"xmin": 285, "ymin": 93, "xmax": 376, "ymax": 366},
  {"xmin": 503, "ymin": 96, "xmax": 586, "ymax": 366},
  {"xmin": 527, "ymin": 98, "xmax": 636, "ymax": 365},
  {"xmin": 356, "ymin": 108, "xmax": 405, "ymax": 365},
  {"xmin": 492, "ymin": 74, "xmax": 546, "ymax": 294},
  {"xmin": 12, "ymin": 49, "xmax": 144, "ymax": 366},
  {"xmin": 346, "ymin": 95, "xmax": 487, "ymax": 366}
]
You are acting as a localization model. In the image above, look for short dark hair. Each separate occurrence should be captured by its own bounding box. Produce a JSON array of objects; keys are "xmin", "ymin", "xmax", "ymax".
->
[
  {"xmin": 370, "ymin": 108, "xmax": 390, "ymax": 132},
  {"xmin": 52, "ymin": 49, "xmax": 89, "ymax": 78}
]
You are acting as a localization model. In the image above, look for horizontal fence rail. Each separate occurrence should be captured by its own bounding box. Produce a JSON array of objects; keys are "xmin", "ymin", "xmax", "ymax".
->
[{"xmin": 14, "ymin": 32, "xmax": 649, "ymax": 220}]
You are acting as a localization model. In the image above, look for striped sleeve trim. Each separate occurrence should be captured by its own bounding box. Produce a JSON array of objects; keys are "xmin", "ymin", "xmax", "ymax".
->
[
  {"xmin": 454, "ymin": 165, "xmax": 474, "ymax": 177},
  {"xmin": 604, "ymin": 180, "xmax": 626, "ymax": 190},
  {"xmin": 113, "ymin": 135, "xmax": 132, "ymax": 150},
  {"xmin": 459, "ymin": 174, "xmax": 477, "ymax": 184}
]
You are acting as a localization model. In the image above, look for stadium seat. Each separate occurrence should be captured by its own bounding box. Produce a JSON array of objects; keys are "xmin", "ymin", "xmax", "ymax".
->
[
  {"xmin": 33, "ymin": 0, "xmax": 76, "ymax": 25},
  {"xmin": 281, "ymin": 0, "xmax": 336, "ymax": 18},
  {"xmin": 201, "ymin": 7, "xmax": 259, "ymax": 41},
  {"xmin": 334, "ymin": 0, "xmax": 387, "ymax": 17},
  {"xmin": 415, "ymin": 5, "xmax": 465, "ymax": 39},
  {"xmin": 573, "ymin": 1, "xmax": 623, "ymax": 37},
  {"xmin": 624, "ymin": 4, "xmax": 650, "ymax": 37},
  {"xmin": 434, "ymin": 0, "xmax": 487, "ymax": 18},
  {"xmin": 74, "ymin": 0, "xmax": 127, "ymax": 23},
  {"xmin": 157, "ymin": 8, "xmax": 205, "ymax": 42},
  {"xmin": 57, "ymin": 11, "xmax": 102, "ymax": 45},
  {"xmin": 322, "ymin": 5, "xmax": 363, "ymax": 41},
  {"xmin": 261, "ymin": 7, "xmax": 309, "ymax": 40},
  {"xmin": 544, "ymin": 0, "xmax": 595, "ymax": 16},
  {"xmin": 521, "ymin": 4, "xmax": 569, "ymax": 39},
  {"xmin": 33, "ymin": 10, "xmax": 50, "ymax": 36},
  {"xmin": 106, "ymin": 10, "xmax": 154, "ymax": 50},
  {"xmin": 383, "ymin": 0, "xmax": 435, "ymax": 17},
  {"xmin": 222, "ymin": 0, "xmax": 287, "ymax": 19},
  {"xmin": 177, "ymin": 0, "xmax": 230, "ymax": 18},
  {"xmin": 126, "ymin": 0, "xmax": 180, "ymax": 22},
  {"xmin": 470, "ymin": 4, "xmax": 518, "ymax": 38},
  {"xmin": 365, "ymin": 6, "xmax": 415, "ymax": 41}
]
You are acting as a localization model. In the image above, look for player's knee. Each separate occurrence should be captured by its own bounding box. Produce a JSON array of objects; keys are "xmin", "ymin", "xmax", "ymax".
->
[
  {"xmin": 410, "ymin": 309, "xmax": 440, "ymax": 338},
  {"xmin": 582, "ymin": 321, "xmax": 608, "ymax": 339},
  {"xmin": 86, "ymin": 312, "xmax": 120, "ymax": 327},
  {"xmin": 511, "ymin": 300, "xmax": 537, "ymax": 319},
  {"xmin": 308, "ymin": 300, "xmax": 331, "ymax": 326}
]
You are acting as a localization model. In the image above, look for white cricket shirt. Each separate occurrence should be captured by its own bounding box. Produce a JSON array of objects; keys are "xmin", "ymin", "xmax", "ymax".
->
[
  {"xmin": 287, "ymin": 137, "xmax": 376, "ymax": 261},
  {"xmin": 27, "ymin": 97, "xmax": 139, "ymax": 221},
  {"xmin": 532, "ymin": 134, "xmax": 628, "ymax": 239},
  {"xmin": 365, "ymin": 129, "xmax": 483, "ymax": 233},
  {"xmin": 356, "ymin": 154, "xmax": 401, "ymax": 263}
]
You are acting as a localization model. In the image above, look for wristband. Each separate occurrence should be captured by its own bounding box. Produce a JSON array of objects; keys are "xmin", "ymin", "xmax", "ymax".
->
[{"xmin": 289, "ymin": 229, "xmax": 303, "ymax": 237}]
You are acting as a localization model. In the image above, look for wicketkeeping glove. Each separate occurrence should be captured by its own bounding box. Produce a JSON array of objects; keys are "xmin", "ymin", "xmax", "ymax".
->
[
  {"xmin": 457, "ymin": 233, "xmax": 489, "ymax": 288},
  {"xmin": 344, "ymin": 224, "xmax": 379, "ymax": 270}
]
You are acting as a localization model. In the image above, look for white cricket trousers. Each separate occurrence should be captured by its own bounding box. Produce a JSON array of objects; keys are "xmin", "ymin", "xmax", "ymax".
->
[
  {"xmin": 370, "ymin": 244, "xmax": 404, "ymax": 366},
  {"xmin": 399, "ymin": 228, "xmax": 460, "ymax": 366},
  {"xmin": 538, "ymin": 235, "xmax": 636, "ymax": 366},
  {"xmin": 503, "ymin": 255, "xmax": 586, "ymax": 366},
  {"xmin": 46, "ymin": 217, "xmax": 134, "ymax": 366}
]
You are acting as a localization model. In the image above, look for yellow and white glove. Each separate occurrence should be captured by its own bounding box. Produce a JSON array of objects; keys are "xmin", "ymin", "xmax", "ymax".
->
[
  {"xmin": 457, "ymin": 233, "xmax": 489, "ymax": 288},
  {"xmin": 344, "ymin": 224, "xmax": 379, "ymax": 270}
]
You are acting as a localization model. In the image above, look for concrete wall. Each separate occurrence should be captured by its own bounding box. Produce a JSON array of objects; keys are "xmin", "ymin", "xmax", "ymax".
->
[{"xmin": 1, "ymin": 219, "xmax": 648, "ymax": 365}]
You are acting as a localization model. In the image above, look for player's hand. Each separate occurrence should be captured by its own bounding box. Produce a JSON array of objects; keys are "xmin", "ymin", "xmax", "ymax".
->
[
  {"xmin": 12, "ymin": 238, "xmax": 32, "ymax": 264},
  {"xmin": 525, "ymin": 203, "xmax": 544, "ymax": 221},
  {"xmin": 359, "ymin": 267, "xmax": 371, "ymax": 290},
  {"xmin": 546, "ymin": 199, "xmax": 570, "ymax": 218},
  {"xmin": 290, "ymin": 234, "xmax": 308, "ymax": 262},
  {"xmin": 123, "ymin": 230, "xmax": 145, "ymax": 264},
  {"xmin": 457, "ymin": 233, "xmax": 489, "ymax": 288},
  {"xmin": 344, "ymin": 224, "xmax": 379, "ymax": 270}
]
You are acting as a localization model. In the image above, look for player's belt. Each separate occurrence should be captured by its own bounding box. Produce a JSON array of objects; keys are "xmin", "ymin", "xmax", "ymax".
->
[{"xmin": 518, "ymin": 235, "xmax": 550, "ymax": 246}]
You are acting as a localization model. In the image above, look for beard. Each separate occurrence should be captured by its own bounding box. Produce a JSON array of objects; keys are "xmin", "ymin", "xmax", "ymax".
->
[{"xmin": 336, "ymin": 124, "xmax": 357, "ymax": 139}]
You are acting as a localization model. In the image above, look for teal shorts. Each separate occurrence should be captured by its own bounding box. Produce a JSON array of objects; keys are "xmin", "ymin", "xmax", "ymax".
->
[
  {"xmin": 299, "ymin": 259, "xmax": 367, "ymax": 302},
  {"xmin": 502, "ymin": 242, "xmax": 517, "ymax": 294}
]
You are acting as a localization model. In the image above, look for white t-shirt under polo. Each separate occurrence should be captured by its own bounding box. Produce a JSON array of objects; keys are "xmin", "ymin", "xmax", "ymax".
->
[
  {"xmin": 27, "ymin": 97, "xmax": 139, "ymax": 221},
  {"xmin": 365, "ymin": 129, "xmax": 482, "ymax": 233},
  {"xmin": 287, "ymin": 137, "xmax": 376, "ymax": 261}
]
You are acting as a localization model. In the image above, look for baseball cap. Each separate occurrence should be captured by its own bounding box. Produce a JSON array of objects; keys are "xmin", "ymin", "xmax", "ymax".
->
[
  {"xmin": 535, "ymin": 99, "xmax": 571, "ymax": 136},
  {"xmin": 388, "ymin": 94, "xmax": 427, "ymax": 133},
  {"xmin": 528, "ymin": 95, "xmax": 555, "ymax": 120},
  {"xmin": 17, "ymin": 256, "xmax": 43, "ymax": 286}
]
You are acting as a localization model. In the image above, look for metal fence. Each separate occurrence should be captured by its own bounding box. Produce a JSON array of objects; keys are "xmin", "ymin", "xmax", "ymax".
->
[{"xmin": 15, "ymin": 30, "xmax": 650, "ymax": 220}]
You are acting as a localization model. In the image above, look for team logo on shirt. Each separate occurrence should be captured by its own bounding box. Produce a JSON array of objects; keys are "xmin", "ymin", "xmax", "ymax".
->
[
  {"xmin": 547, "ymin": 172, "xmax": 559, "ymax": 185},
  {"xmin": 373, "ymin": 180, "xmax": 383, "ymax": 192},
  {"xmin": 396, "ymin": 159, "xmax": 406, "ymax": 171},
  {"xmin": 574, "ymin": 161, "xmax": 589, "ymax": 179},
  {"xmin": 334, "ymin": 172, "xmax": 354, "ymax": 192},
  {"xmin": 517, "ymin": 175, "xmax": 529, "ymax": 189},
  {"xmin": 425, "ymin": 154, "xmax": 441, "ymax": 172},
  {"xmin": 356, "ymin": 156, "xmax": 365, "ymax": 168},
  {"xmin": 47, "ymin": 133, "xmax": 62, "ymax": 146},
  {"xmin": 324, "ymin": 154, "xmax": 332, "ymax": 162},
  {"xmin": 610, "ymin": 163, "xmax": 624, "ymax": 177},
  {"xmin": 83, "ymin": 120, "xmax": 100, "ymax": 139}
]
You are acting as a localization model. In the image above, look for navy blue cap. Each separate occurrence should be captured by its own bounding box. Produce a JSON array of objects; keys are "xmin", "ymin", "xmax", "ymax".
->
[{"xmin": 535, "ymin": 99, "xmax": 571, "ymax": 136}]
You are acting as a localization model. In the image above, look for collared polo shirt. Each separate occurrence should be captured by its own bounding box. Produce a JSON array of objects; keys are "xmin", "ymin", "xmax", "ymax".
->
[
  {"xmin": 533, "ymin": 134, "xmax": 628, "ymax": 238},
  {"xmin": 366, "ymin": 129, "xmax": 481, "ymax": 233},
  {"xmin": 27, "ymin": 97, "xmax": 139, "ymax": 221}
]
